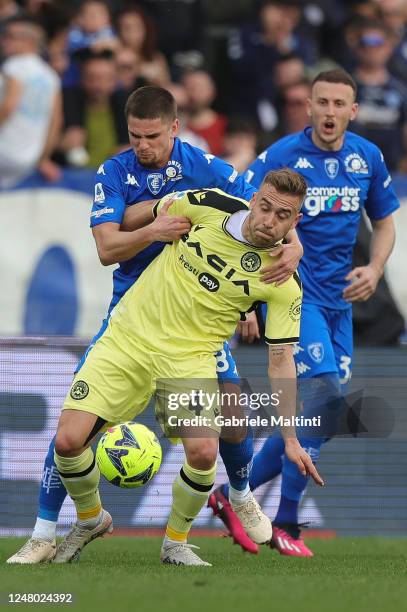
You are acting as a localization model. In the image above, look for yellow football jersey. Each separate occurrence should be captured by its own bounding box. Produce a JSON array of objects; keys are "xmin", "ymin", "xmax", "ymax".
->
[{"xmin": 110, "ymin": 188, "xmax": 302, "ymax": 357}]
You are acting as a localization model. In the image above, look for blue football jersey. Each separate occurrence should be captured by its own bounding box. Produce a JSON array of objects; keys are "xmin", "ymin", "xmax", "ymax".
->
[
  {"xmin": 90, "ymin": 138, "xmax": 256, "ymax": 312},
  {"xmin": 245, "ymin": 127, "xmax": 400, "ymax": 309}
]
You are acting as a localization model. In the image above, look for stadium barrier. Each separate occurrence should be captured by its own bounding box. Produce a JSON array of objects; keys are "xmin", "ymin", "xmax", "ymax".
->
[{"xmin": 1, "ymin": 338, "xmax": 406, "ymax": 536}]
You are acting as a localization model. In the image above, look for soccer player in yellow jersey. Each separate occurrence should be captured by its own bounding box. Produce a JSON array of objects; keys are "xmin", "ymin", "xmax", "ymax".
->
[{"xmin": 52, "ymin": 168, "xmax": 323, "ymax": 566}]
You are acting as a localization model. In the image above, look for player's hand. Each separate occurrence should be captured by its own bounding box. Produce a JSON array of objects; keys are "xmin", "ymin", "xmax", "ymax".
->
[
  {"xmin": 284, "ymin": 438, "xmax": 324, "ymax": 486},
  {"xmin": 38, "ymin": 158, "xmax": 62, "ymax": 183},
  {"xmin": 236, "ymin": 310, "xmax": 260, "ymax": 343},
  {"xmin": 150, "ymin": 197, "xmax": 191, "ymax": 242},
  {"xmin": 343, "ymin": 264, "xmax": 382, "ymax": 302},
  {"xmin": 260, "ymin": 242, "xmax": 303, "ymax": 285}
]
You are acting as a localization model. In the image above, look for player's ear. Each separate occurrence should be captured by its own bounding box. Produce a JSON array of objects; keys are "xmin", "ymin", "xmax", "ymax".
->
[
  {"xmin": 349, "ymin": 102, "xmax": 358, "ymax": 122},
  {"xmin": 306, "ymin": 97, "xmax": 312, "ymax": 118},
  {"xmin": 291, "ymin": 212, "xmax": 303, "ymax": 230},
  {"xmin": 249, "ymin": 192, "xmax": 257, "ymax": 208},
  {"xmin": 171, "ymin": 118, "xmax": 179, "ymax": 136}
]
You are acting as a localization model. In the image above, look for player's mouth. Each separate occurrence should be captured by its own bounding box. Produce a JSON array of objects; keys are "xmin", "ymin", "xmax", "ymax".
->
[{"xmin": 322, "ymin": 120, "xmax": 335, "ymax": 135}]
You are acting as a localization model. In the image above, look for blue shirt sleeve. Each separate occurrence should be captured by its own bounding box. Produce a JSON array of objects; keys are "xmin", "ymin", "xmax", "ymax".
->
[
  {"xmin": 195, "ymin": 152, "xmax": 256, "ymax": 200},
  {"xmin": 244, "ymin": 147, "xmax": 280, "ymax": 188},
  {"xmin": 365, "ymin": 148, "xmax": 400, "ymax": 221},
  {"xmin": 90, "ymin": 160, "xmax": 127, "ymax": 227}
]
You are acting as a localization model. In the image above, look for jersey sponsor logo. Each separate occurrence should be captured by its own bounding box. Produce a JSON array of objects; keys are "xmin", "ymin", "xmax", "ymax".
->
[
  {"xmin": 70, "ymin": 380, "xmax": 89, "ymax": 400},
  {"xmin": 241, "ymin": 252, "xmax": 261, "ymax": 272},
  {"xmin": 294, "ymin": 157, "xmax": 314, "ymax": 169},
  {"xmin": 307, "ymin": 342, "xmax": 324, "ymax": 364},
  {"xmin": 147, "ymin": 173, "xmax": 164, "ymax": 195},
  {"xmin": 94, "ymin": 183, "xmax": 105, "ymax": 203},
  {"xmin": 97, "ymin": 164, "xmax": 105, "ymax": 175},
  {"xmin": 90, "ymin": 206, "xmax": 114, "ymax": 219},
  {"xmin": 383, "ymin": 174, "xmax": 392, "ymax": 188},
  {"xmin": 324, "ymin": 158, "xmax": 339, "ymax": 179},
  {"xmin": 344, "ymin": 153, "xmax": 368, "ymax": 174},
  {"xmin": 181, "ymin": 235, "xmax": 250, "ymax": 295},
  {"xmin": 198, "ymin": 272, "xmax": 219, "ymax": 292},
  {"xmin": 125, "ymin": 173, "xmax": 139, "ymax": 186},
  {"xmin": 289, "ymin": 296, "xmax": 302, "ymax": 321},
  {"xmin": 304, "ymin": 186, "xmax": 361, "ymax": 216}
]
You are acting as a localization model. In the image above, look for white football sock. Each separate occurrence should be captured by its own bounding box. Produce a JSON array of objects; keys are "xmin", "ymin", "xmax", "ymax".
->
[
  {"xmin": 32, "ymin": 517, "xmax": 57, "ymax": 541},
  {"xmin": 229, "ymin": 484, "xmax": 251, "ymax": 507}
]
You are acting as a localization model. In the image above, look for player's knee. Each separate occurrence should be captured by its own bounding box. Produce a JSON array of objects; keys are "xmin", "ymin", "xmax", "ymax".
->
[
  {"xmin": 187, "ymin": 439, "xmax": 218, "ymax": 470},
  {"xmin": 54, "ymin": 429, "xmax": 84, "ymax": 457}
]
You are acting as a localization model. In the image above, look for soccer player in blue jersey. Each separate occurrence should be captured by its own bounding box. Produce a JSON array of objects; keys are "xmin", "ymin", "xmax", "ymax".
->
[
  {"xmin": 7, "ymin": 86, "xmax": 303, "ymax": 564},
  {"xmin": 209, "ymin": 68, "xmax": 400, "ymax": 557}
]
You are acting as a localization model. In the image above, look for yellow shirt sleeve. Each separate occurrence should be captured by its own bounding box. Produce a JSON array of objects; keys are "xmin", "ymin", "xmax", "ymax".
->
[
  {"xmin": 264, "ymin": 273, "xmax": 302, "ymax": 345},
  {"xmin": 152, "ymin": 189, "xmax": 249, "ymax": 224}
]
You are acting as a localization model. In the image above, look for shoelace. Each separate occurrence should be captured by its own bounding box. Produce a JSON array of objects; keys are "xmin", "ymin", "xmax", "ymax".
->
[
  {"xmin": 15, "ymin": 539, "xmax": 47, "ymax": 558},
  {"xmin": 57, "ymin": 525, "xmax": 88, "ymax": 554},
  {"xmin": 235, "ymin": 499, "xmax": 264, "ymax": 528},
  {"xmin": 164, "ymin": 542, "xmax": 204, "ymax": 563}
]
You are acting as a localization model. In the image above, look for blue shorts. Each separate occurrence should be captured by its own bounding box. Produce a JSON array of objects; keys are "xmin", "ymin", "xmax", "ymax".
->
[
  {"xmin": 294, "ymin": 302, "xmax": 353, "ymax": 384},
  {"xmin": 76, "ymin": 319, "xmax": 240, "ymax": 383}
]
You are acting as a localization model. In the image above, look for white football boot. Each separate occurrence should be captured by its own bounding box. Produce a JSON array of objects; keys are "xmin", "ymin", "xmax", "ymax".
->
[
  {"xmin": 6, "ymin": 538, "xmax": 56, "ymax": 564},
  {"xmin": 160, "ymin": 537, "xmax": 212, "ymax": 566},
  {"xmin": 53, "ymin": 510, "xmax": 113, "ymax": 563},
  {"xmin": 230, "ymin": 493, "xmax": 272, "ymax": 544}
]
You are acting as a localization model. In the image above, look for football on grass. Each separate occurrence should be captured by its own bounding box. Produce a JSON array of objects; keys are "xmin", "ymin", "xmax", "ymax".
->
[{"xmin": 96, "ymin": 422, "xmax": 162, "ymax": 488}]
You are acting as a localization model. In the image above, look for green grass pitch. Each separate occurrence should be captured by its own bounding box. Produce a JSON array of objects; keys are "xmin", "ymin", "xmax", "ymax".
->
[{"xmin": 1, "ymin": 536, "xmax": 406, "ymax": 612}]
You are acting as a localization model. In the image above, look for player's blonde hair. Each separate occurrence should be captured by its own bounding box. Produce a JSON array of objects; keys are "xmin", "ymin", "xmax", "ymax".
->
[{"xmin": 262, "ymin": 168, "xmax": 307, "ymax": 204}]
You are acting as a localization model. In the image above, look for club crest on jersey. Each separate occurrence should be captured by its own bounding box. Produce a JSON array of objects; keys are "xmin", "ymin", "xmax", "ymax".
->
[
  {"xmin": 307, "ymin": 342, "xmax": 324, "ymax": 364},
  {"xmin": 147, "ymin": 173, "xmax": 164, "ymax": 195},
  {"xmin": 324, "ymin": 158, "xmax": 339, "ymax": 179},
  {"xmin": 344, "ymin": 153, "xmax": 368, "ymax": 174},
  {"xmin": 241, "ymin": 252, "xmax": 261, "ymax": 272},
  {"xmin": 70, "ymin": 380, "xmax": 89, "ymax": 400}
]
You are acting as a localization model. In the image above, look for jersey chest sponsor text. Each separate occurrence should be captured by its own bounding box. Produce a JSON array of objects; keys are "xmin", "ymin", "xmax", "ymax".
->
[
  {"xmin": 303, "ymin": 186, "xmax": 361, "ymax": 217},
  {"xmin": 179, "ymin": 234, "xmax": 250, "ymax": 295}
]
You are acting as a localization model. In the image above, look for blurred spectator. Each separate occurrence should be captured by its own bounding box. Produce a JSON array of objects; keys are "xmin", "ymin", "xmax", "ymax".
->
[
  {"xmin": 222, "ymin": 116, "xmax": 257, "ymax": 172},
  {"xmin": 64, "ymin": 0, "xmax": 117, "ymax": 86},
  {"xmin": 348, "ymin": 18, "xmax": 407, "ymax": 172},
  {"xmin": 67, "ymin": 0, "xmax": 116, "ymax": 54},
  {"xmin": 0, "ymin": 15, "xmax": 62, "ymax": 188},
  {"xmin": 182, "ymin": 69, "xmax": 227, "ymax": 156},
  {"xmin": 0, "ymin": 0, "xmax": 22, "ymax": 27},
  {"xmin": 227, "ymin": 0, "xmax": 317, "ymax": 130},
  {"xmin": 115, "ymin": 5, "xmax": 170, "ymax": 87},
  {"xmin": 60, "ymin": 50, "xmax": 128, "ymax": 169},
  {"xmin": 137, "ymin": 0, "xmax": 203, "ymax": 62},
  {"xmin": 273, "ymin": 53, "xmax": 307, "ymax": 90},
  {"xmin": 279, "ymin": 78, "xmax": 312, "ymax": 135},
  {"xmin": 115, "ymin": 46, "xmax": 147, "ymax": 93},
  {"xmin": 378, "ymin": 0, "xmax": 407, "ymax": 82},
  {"xmin": 46, "ymin": 27, "xmax": 69, "ymax": 78}
]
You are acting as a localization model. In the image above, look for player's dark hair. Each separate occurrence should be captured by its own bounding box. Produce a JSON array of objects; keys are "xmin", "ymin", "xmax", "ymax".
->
[
  {"xmin": 263, "ymin": 168, "xmax": 307, "ymax": 204},
  {"xmin": 124, "ymin": 86, "xmax": 177, "ymax": 122},
  {"xmin": 312, "ymin": 69, "xmax": 357, "ymax": 100}
]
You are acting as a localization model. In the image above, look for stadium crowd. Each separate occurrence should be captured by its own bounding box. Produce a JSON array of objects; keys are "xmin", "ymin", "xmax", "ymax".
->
[{"xmin": 1, "ymin": 0, "xmax": 407, "ymax": 180}]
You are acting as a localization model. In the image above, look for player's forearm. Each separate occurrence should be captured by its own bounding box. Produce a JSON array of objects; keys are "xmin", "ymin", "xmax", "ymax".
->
[
  {"xmin": 369, "ymin": 216, "xmax": 396, "ymax": 276},
  {"xmin": 268, "ymin": 344, "xmax": 297, "ymax": 440},
  {"xmin": 93, "ymin": 225, "xmax": 157, "ymax": 265},
  {"xmin": 120, "ymin": 200, "xmax": 157, "ymax": 231},
  {"xmin": 39, "ymin": 91, "xmax": 62, "ymax": 161},
  {"xmin": 0, "ymin": 75, "xmax": 21, "ymax": 125}
]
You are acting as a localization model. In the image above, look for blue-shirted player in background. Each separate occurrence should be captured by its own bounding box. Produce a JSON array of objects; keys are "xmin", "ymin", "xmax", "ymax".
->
[
  {"xmin": 8, "ymin": 86, "xmax": 303, "ymax": 564},
  {"xmin": 209, "ymin": 69, "xmax": 400, "ymax": 557}
]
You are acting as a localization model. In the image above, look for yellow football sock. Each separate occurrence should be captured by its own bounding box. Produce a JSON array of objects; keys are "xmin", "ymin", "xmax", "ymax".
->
[
  {"xmin": 54, "ymin": 448, "xmax": 101, "ymax": 521},
  {"xmin": 166, "ymin": 462, "xmax": 216, "ymax": 542}
]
